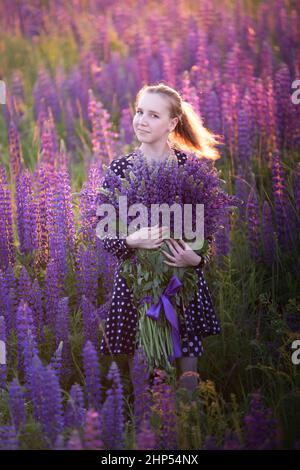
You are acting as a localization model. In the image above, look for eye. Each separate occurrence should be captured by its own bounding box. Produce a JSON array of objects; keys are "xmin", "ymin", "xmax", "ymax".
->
[{"xmin": 136, "ymin": 110, "xmax": 159, "ymax": 118}]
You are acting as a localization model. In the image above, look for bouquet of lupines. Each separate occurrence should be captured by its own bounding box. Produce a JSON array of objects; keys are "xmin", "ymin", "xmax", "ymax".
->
[{"xmin": 97, "ymin": 151, "xmax": 239, "ymax": 374}]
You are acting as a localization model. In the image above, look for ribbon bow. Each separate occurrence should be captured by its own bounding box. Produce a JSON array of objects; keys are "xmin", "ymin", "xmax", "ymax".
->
[{"xmin": 145, "ymin": 274, "xmax": 183, "ymax": 365}]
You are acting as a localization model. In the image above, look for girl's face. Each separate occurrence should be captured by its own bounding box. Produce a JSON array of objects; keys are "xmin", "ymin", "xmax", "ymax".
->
[{"xmin": 133, "ymin": 92, "xmax": 178, "ymax": 144}]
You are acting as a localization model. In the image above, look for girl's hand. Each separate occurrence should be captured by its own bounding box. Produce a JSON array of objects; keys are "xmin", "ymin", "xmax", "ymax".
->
[
  {"xmin": 126, "ymin": 224, "xmax": 169, "ymax": 249},
  {"xmin": 161, "ymin": 238, "xmax": 202, "ymax": 268}
]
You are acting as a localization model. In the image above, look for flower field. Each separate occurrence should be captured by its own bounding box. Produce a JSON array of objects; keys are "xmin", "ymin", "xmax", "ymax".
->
[{"xmin": 0, "ymin": 0, "xmax": 299, "ymax": 450}]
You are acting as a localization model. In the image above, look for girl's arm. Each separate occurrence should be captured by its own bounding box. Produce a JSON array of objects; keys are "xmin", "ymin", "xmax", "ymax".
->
[
  {"xmin": 97, "ymin": 162, "xmax": 136, "ymax": 261},
  {"xmin": 101, "ymin": 234, "xmax": 136, "ymax": 261}
]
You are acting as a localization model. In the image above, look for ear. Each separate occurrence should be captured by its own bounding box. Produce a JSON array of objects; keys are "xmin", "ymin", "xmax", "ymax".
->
[{"xmin": 171, "ymin": 116, "xmax": 179, "ymax": 131}]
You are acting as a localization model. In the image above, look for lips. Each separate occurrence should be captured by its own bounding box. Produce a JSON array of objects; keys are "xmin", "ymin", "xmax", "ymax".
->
[{"xmin": 138, "ymin": 129, "xmax": 149, "ymax": 133}]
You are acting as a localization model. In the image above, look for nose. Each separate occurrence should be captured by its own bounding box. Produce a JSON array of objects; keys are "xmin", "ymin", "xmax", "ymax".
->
[{"xmin": 138, "ymin": 115, "xmax": 148, "ymax": 127}]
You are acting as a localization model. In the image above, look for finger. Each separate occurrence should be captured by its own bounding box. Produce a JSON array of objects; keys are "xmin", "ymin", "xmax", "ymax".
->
[
  {"xmin": 151, "ymin": 228, "xmax": 169, "ymax": 239},
  {"xmin": 168, "ymin": 238, "xmax": 182, "ymax": 254},
  {"xmin": 178, "ymin": 239, "xmax": 187, "ymax": 249},
  {"xmin": 163, "ymin": 260, "xmax": 176, "ymax": 266},
  {"xmin": 161, "ymin": 249, "xmax": 175, "ymax": 261},
  {"xmin": 173, "ymin": 239, "xmax": 185, "ymax": 253},
  {"xmin": 148, "ymin": 223, "xmax": 159, "ymax": 230},
  {"xmin": 166, "ymin": 239, "xmax": 177, "ymax": 256}
]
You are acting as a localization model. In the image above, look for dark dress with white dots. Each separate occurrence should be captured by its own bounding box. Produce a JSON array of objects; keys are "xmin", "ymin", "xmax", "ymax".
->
[{"xmin": 98, "ymin": 148, "xmax": 221, "ymax": 358}]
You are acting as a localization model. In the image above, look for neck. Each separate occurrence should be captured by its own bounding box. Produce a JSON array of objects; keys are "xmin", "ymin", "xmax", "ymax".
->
[{"xmin": 138, "ymin": 142, "xmax": 173, "ymax": 163}]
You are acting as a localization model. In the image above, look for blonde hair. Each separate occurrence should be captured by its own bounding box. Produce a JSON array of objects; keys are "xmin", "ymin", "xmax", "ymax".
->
[{"xmin": 134, "ymin": 83, "xmax": 223, "ymax": 161}]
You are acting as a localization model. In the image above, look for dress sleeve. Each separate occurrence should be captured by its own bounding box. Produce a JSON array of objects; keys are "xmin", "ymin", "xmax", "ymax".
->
[
  {"xmin": 97, "ymin": 161, "xmax": 136, "ymax": 261},
  {"xmin": 193, "ymin": 235, "xmax": 215, "ymax": 271},
  {"xmin": 102, "ymin": 236, "xmax": 135, "ymax": 261}
]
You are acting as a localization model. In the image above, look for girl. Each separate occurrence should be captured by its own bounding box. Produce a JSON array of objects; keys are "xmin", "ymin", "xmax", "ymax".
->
[{"xmin": 98, "ymin": 83, "xmax": 223, "ymax": 397}]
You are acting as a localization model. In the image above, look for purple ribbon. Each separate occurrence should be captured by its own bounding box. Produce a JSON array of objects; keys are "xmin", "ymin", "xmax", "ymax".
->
[{"xmin": 145, "ymin": 274, "xmax": 183, "ymax": 365}]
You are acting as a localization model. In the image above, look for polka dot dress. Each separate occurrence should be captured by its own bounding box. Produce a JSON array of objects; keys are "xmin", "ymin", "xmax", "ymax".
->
[{"xmin": 99, "ymin": 148, "xmax": 221, "ymax": 358}]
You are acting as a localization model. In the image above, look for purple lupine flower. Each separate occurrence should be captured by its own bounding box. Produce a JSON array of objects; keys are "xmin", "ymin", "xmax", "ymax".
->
[
  {"xmin": 10, "ymin": 70, "xmax": 24, "ymax": 114},
  {"xmin": 262, "ymin": 200, "xmax": 276, "ymax": 266},
  {"xmin": 136, "ymin": 416, "xmax": 156, "ymax": 450},
  {"xmin": 67, "ymin": 429, "xmax": 83, "ymax": 450},
  {"xmin": 0, "ymin": 425, "xmax": 19, "ymax": 449},
  {"xmin": 0, "ymin": 316, "xmax": 6, "ymax": 389},
  {"xmin": 203, "ymin": 435, "xmax": 220, "ymax": 450},
  {"xmin": 119, "ymin": 107, "xmax": 135, "ymax": 144},
  {"xmin": 88, "ymin": 89, "xmax": 119, "ymax": 166},
  {"xmin": 8, "ymin": 378, "xmax": 26, "ymax": 432},
  {"xmin": 81, "ymin": 295, "xmax": 99, "ymax": 349},
  {"xmin": 181, "ymin": 72, "xmax": 200, "ymax": 114},
  {"xmin": 215, "ymin": 209, "xmax": 231, "ymax": 259},
  {"xmin": 2, "ymin": 264, "xmax": 18, "ymax": 334},
  {"xmin": 54, "ymin": 434, "xmax": 65, "ymax": 450},
  {"xmin": 0, "ymin": 271, "xmax": 7, "ymax": 318},
  {"xmin": 97, "ymin": 238, "xmax": 116, "ymax": 303},
  {"xmin": 4, "ymin": 264, "xmax": 17, "ymax": 291},
  {"xmin": 271, "ymin": 149, "xmax": 294, "ymax": 250},
  {"xmin": 246, "ymin": 186, "xmax": 261, "ymax": 261},
  {"xmin": 80, "ymin": 246, "xmax": 99, "ymax": 306},
  {"xmin": 95, "ymin": 298, "xmax": 113, "ymax": 322},
  {"xmin": 83, "ymin": 408, "xmax": 104, "ymax": 450},
  {"xmin": 252, "ymin": 77, "xmax": 269, "ymax": 155},
  {"xmin": 1, "ymin": 266, "xmax": 17, "ymax": 335},
  {"xmin": 237, "ymin": 103, "xmax": 253, "ymax": 168},
  {"xmin": 42, "ymin": 364, "xmax": 65, "ymax": 445},
  {"xmin": 242, "ymin": 391, "xmax": 281, "ymax": 449},
  {"xmin": 15, "ymin": 170, "xmax": 38, "ymax": 256},
  {"xmin": 222, "ymin": 429, "xmax": 242, "ymax": 449},
  {"xmin": 274, "ymin": 63, "xmax": 293, "ymax": 150},
  {"xmin": 11, "ymin": 70, "xmax": 25, "ymax": 104},
  {"xmin": 55, "ymin": 297, "xmax": 71, "ymax": 382},
  {"xmin": 221, "ymin": 82, "xmax": 239, "ymax": 155},
  {"xmin": 97, "ymin": 149, "xmax": 238, "ymax": 241},
  {"xmin": 131, "ymin": 347, "xmax": 152, "ymax": 431},
  {"xmin": 17, "ymin": 266, "xmax": 32, "ymax": 305},
  {"xmin": 56, "ymin": 169, "xmax": 76, "ymax": 254},
  {"xmin": 265, "ymin": 76, "xmax": 279, "ymax": 154},
  {"xmin": 16, "ymin": 300, "xmax": 38, "ymax": 383},
  {"xmin": 64, "ymin": 66, "xmax": 89, "ymax": 122},
  {"xmin": 27, "ymin": 355, "xmax": 64, "ymax": 446},
  {"xmin": 292, "ymin": 162, "xmax": 300, "ymax": 232},
  {"xmin": 26, "ymin": 355, "xmax": 47, "ymax": 425},
  {"xmin": 44, "ymin": 259, "xmax": 60, "ymax": 331},
  {"xmin": 83, "ymin": 340, "xmax": 102, "ymax": 412},
  {"xmin": 64, "ymin": 99, "xmax": 79, "ymax": 151},
  {"xmin": 79, "ymin": 164, "xmax": 104, "ymax": 243},
  {"xmin": 100, "ymin": 361, "xmax": 126, "ymax": 450},
  {"xmin": 1, "ymin": 286, "xmax": 17, "ymax": 337},
  {"xmin": 47, "ymin": 181, "xmax": 68, "ymax": 285},
  {"xmin": 33, "ymin": 163, "xmax": 51, "ymax": 267},
  {"xmin": 19, "ymin": 0, "xmax": 44, "ymax": 38},
  {"xmin": 151, "ymin": 368, "xmax": 178, "ymax": 450},
  {"xmin": 205, "ymin": 89, "xmax": 222, "ymax": 139},
  {"xmin": 65, "ymin": 383, "xmax": 86, "ymax": 430},
  {"xmin": 0, "ymin": 166, "xmax": 15, "ymax": 269},
  {"xmin": 8, "ymin": 120, "xmax": 23, "ymax": 179},
  {"xmin": 29, "ymin": 278, "xmax": 45, "ymax": 344},
  {"xmin": 75, "ymin": 244, "xmax": 84, "ymax": 304},
  {"xmin": 49, "ymin": 340, "xmax": 63, "ymax": 380},
  {"xmin": 33, "ymin": 66, "xmax": 61, "ymax": 122}
]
